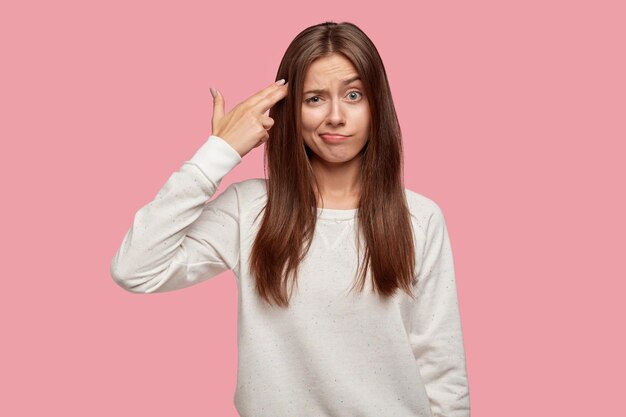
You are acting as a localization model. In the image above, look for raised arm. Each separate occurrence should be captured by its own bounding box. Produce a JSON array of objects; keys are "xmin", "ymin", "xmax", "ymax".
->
[
  {"xmin": 110, "ymin": 135, "xmax": 242, "ymax": 293},
  {"xmin": 409, "ymin": 203, "xmax": 471, "ymax": 417},
  {"xmin": 110, "ymin": 79, "xmax": 289, "ymax": 293}
]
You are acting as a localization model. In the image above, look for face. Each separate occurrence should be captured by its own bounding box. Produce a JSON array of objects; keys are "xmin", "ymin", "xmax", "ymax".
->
[{"xmin": 300, "ymin": 53, "xmax": 370, "ymax": 166}]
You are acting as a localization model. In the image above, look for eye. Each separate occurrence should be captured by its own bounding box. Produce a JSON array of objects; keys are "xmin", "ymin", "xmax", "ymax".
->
[
  {"xmin": 304, "ymin": 90, "xmax": 363, "ymax": 104},
  {"xmin": 347, "ymin": 90, "xmax": 363, "ymax": 101}
]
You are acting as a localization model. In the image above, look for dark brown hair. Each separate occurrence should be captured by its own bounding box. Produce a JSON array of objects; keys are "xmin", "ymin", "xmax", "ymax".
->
[{"xmin": 249, "ymin": 21, "xmax": 417, "ymax": 308}]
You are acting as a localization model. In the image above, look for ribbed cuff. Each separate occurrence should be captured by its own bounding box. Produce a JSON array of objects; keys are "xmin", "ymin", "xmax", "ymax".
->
[{"xmin": 186, "ymin": 135, "xmax": 242, "ymax": 183}]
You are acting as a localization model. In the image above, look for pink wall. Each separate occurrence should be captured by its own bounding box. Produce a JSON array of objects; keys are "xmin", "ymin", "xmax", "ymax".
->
[{"xmin": 2, "ymin": 0, "xmax": 624, "ymax": 416}]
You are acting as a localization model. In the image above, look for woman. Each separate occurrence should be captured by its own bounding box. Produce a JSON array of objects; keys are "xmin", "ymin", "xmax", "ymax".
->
[{"xmin": 111, "ymin": 21, "xmax": 470, "ymax": 417}]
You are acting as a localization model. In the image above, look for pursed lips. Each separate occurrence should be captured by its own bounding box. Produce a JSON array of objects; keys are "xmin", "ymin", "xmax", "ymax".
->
[
  {"xmin": 319, "ymin": 133, "xmax": 351, "ymax": 143},
  {"xmin": 320, "ymin": 133, "xmax": 349, "ymax": 137}
]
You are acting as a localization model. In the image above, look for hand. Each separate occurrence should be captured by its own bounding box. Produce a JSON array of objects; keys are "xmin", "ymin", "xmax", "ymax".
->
[{"xmin": 210, "ymin": 79, "xmax": 288, "ymax": 158}]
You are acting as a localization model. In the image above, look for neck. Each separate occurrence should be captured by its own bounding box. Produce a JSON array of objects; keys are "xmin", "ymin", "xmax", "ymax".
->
[{"xmin": 310, "ymin": 155, "xmax": 362, "ymax": 208}]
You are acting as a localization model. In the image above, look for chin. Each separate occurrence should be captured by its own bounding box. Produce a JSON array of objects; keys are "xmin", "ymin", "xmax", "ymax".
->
[{"xmin": 321, "ymin": 150, "xmax": 363, "ymax": 163}]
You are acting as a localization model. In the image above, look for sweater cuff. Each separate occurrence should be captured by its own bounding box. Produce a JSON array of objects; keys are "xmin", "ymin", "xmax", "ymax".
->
[{"xmin": 186, "ymin": 135, "xmax": 242, "ymax": 183}]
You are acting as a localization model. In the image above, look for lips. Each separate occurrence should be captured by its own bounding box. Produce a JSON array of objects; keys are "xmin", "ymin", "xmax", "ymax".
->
[{"xmin": 320, "ymin": 133, "xmax": 350, "ymax": 143}]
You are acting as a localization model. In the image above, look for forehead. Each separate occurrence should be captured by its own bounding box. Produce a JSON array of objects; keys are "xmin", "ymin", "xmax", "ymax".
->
[{"xmin": 303, "ymin": 53, "xmax": 361, "ymax": 86}]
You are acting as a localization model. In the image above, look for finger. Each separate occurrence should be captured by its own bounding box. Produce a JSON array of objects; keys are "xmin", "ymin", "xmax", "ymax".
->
[
  {"xmin": 211, "ymin": 87, "xmax": 225, "ymax": 126},
  {"xmin": 247, "ymin": 80, "xmax": 289, "ymax": 114},
  {"xmin": 253, "ymin": 131, "xmax": 269, "ymax": 149},
  {"xmin": 259, "ymin": 115, "xmax": 274, "ymax": 130},
  {"xmin": 252, "ymin": 83, "xmax": 288, "ymax": 116},
  {"xmin": 241, "ymin": 80, "xmax": 282, "ymax": 107}
]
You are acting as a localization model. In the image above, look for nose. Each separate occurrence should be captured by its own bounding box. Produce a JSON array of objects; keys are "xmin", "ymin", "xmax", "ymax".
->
[{"xmin": 325, "ymin": 99, "xmax": 346, "ymax": 126}]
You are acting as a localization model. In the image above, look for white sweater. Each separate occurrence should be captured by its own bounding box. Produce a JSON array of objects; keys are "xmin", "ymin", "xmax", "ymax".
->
[{"xmin": 110, "ymin": 135, "xmax": 470, "ymax": 417}]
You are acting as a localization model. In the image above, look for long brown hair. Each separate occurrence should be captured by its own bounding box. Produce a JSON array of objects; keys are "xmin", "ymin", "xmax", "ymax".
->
[{"xmin": 249, "ymin": 21, "xmax": 417, "ymax": 308}]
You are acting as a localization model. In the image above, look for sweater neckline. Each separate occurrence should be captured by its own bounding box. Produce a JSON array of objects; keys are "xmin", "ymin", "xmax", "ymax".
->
[{"xmin": 316, "ymin": 207, "xmax": 358, "ymax": 220}]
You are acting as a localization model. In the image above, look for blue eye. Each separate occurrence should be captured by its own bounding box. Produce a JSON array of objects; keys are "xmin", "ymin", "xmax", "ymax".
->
[{"xmin": 347, "ymin": 91, "xmax": 363, "ymax": 100}]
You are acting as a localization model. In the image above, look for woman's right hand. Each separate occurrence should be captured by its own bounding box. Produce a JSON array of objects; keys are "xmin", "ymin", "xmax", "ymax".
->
[{"xmin": 210, "ymin": 79, "xmax": 288, "ymax": 158}]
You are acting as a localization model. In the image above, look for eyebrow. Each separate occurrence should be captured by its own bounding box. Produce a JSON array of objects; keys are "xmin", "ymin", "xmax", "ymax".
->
[{"xmin": 303, "ymin": 76, "xmax": 362, "ymax": 95}]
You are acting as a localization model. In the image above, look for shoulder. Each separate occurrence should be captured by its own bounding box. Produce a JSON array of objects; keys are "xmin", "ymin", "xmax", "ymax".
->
[
  {"xmin": 403, "ymin": 186, "xmax": 445, "ymax": 238},
  {"xmin": 227, "ymin": 177, "xmax": 268, "ymax": 214},
  {"xmin": 230, "ymin": 177, "xmax": 267, "ymax": 196}
]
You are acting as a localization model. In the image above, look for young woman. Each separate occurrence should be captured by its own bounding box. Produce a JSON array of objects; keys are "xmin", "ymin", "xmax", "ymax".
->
[{"xmin": 111, "ymin": 21, "xmax": 470, "ymax": 417}]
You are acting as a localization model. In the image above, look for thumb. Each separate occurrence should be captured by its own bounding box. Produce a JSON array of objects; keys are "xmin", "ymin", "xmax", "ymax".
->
[{"xmin": 210, "ymin": 87, "xmax": 225, "ymax": 128}]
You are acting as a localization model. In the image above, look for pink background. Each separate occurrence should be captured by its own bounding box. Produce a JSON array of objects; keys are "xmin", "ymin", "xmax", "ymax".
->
[{"xmin": 2, "ymin": 1, "xmax": 624, "ymax": 416}]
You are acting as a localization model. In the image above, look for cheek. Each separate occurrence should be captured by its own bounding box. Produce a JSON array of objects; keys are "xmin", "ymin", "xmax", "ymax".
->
[
  {"xmin": 353, "ymin": 105, "xmax": 370, "ymax": 125},
  {"xmin": 301, "ymin": 109, "xmax": 322, "ymax": 132}
]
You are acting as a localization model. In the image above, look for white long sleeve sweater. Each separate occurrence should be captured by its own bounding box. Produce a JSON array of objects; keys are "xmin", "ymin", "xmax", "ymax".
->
[{"xmin": 110, "ymin": 135, "xmax": 470, "ymax": 417}]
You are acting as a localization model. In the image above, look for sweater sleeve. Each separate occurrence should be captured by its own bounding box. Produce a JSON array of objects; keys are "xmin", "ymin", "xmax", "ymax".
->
[
  {"xmin": 410, "ymin": 204, "xmax": 470, "ymax": 417},
  {"xmin": 110, "ymin": 135, "xmax": 243, "ymax": 293}
]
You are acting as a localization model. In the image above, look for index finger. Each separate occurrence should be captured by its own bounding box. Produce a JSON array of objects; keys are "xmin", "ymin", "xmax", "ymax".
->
[{"xmin": 248, "ymin": 81, "xmax": 289, "ymax": 114}]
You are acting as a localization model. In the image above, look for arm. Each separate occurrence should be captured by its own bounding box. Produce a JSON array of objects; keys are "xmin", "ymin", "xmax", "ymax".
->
[
  {"xmin": 110, "ymin": 135, "xmax": 242, "ymax": 293},
  {"xmin": 410, "ymin": 204, "xmax": 471, "ymax": 417}
]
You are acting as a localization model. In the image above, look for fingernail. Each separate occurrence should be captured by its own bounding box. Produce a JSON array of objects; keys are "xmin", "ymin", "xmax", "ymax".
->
[
  {"xmin": 275, "ymin": 79, "xmax": 285, "ymax": 86},
  {"xmin": 210, "ymin": 87, "xmax": 216, "ymax": 98}
]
